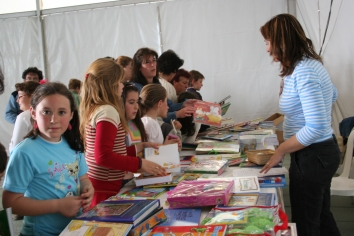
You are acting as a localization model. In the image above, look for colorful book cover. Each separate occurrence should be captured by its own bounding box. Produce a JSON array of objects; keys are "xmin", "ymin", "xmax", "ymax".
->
[
  {"xmin": 119, "ymin": 187, "xmax": 168, "ymax": 199},
  {"xmin": 148, "ymin": 225, "xmax": 227, "ymax": 236},
  {"xmin": 144, "ymin": 143, "xmax": 181, "ymax": 172},
  {"xmin": 60, "ymin": 220, "xmax": 133, "ymax": 236},
  {"xmin": 194, "ymin": 100, "xmax": 222, "ymax": 126},
  {"xmin": 158, "ymin": 208, "xmax": 202, "ymax": 226},
  {"xmin": 233, "ymin": 176, "xmax": 260, "ymax": 194},
  {"xmin": 221, "ymin": 102, "xmax": 231, "ymax": 116},
  {"xmin": 227, "ymin": 194, "xmax": 259, "ymax": 207},
  {"xmin": 77, "ymin": 199, "xmax": 160, "ymax": 226},
  {"xmin": 195, "ymin": 142, "xmax": 240, "ymax": 154},
  {"xmin": 228, "ymin": 157, "xmax": 247, "ymax": 166},
  {"xmin": 129, "ymin": 208, "xmax": 167, "ymax": 236},
  {"xmin": 183, "ymin": 159, "xmax": 228, "ymax": 175}
]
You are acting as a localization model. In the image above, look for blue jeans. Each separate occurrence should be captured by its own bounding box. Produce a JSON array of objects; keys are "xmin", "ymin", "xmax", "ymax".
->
[{"xmin": 289, "ymin": 137, "xmax": 341, "ymax": 236}]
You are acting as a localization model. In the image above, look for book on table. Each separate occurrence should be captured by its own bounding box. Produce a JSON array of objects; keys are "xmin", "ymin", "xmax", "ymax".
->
[
  {"xmin": 147, "ymin": 225, "xmax": 227, "ymax": 236},
  {"xmin": 128, "ymin": 207, "xmax": 167, "ymax": 236},
  {"xmin": 200, "ymin": 133, "xmax": 233, "ymax": 141},
  {"xmin": 194, "ymin": 100, "xmax": 222, "ymax": 126},
  {"xmin": 158, "ymin": 208, "xmax": 202, "ymax": 226},
  {"xmin": 59, "ymin": 220, "xmax": 133, "ymax": 236},
  {"xmin": 144, "ymin": 143, "xmax": 180, "ymax": 172},
  {"xmin": 76, "ymin": 199, "xmax": 160, "ymax": 226},
  {"xmin": 183, "ymin": 159, "xmax": 228, "ymax": 175},
  {"xmin": 134, "ymin": 173, "xmax": 173, "ymax": 187},
  {"xmin": 195, "ymin": 141, "xmax": 240, "ymax": 154},
  {"xmin": 143, "ymin": 174, "xmax": 187, "ymax": 188},
  {"xmin": 116, "ymin": 187, "xmax": 168, "ymax": 199}
]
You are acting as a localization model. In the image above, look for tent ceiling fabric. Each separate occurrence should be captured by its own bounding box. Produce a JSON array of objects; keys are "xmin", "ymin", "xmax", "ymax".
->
[{"xmin": 0, "ymin": 0, "xmax": 353, "ymax": 150}]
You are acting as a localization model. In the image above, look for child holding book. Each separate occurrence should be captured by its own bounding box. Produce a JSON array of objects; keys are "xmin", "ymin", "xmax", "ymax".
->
[
  {"xmin": 140, "ymin": 84, "xmax": 181, "ymax": 148},
  {"xmin": 80, "ymin": 58, "xmax": 166, "ymax": 206},
  {"xmin": 187, "ymin": 70, "xmax": 204, "ymax": 100},
  {"xmin": 2, "ymin": 82, "xmax": 94, "ymax": 236}
]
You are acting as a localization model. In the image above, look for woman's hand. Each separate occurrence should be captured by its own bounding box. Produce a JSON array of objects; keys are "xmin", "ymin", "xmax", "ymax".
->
[
  {"xmin": 140, "ymin": 159, "xmax": 167, "ymax": 176},
  {"xmin": 260, "ymin": 149, "xmax": 285, "ymax": 174},
  {"xmin": 176, "ymin": 107, "xmax": 195, "ymax": 118}
]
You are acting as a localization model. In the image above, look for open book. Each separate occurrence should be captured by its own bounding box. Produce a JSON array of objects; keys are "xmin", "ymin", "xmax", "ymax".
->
[{"xmin": 144, "ymin": 143, "xmax": 180, "ymax": 172}]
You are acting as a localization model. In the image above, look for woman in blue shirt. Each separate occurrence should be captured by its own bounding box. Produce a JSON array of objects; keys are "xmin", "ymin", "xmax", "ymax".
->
[{"xmin": 260, "ymin": 14, "xmax": 341, "ymax": 236}]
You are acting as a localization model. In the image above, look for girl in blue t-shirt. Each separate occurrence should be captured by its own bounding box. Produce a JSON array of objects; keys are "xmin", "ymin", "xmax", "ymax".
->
[{"xmin": 2, "ymin": 82, "xmax": 94, "ymax": 236}]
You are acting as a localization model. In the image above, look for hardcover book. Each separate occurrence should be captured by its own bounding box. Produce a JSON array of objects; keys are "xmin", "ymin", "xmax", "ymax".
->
[
  {"xmin": 256, "ymin": 193, "xmax": 275, "ymax": 206},
  {"xmin": 77, "ymin": 199, "xmax": 160, "ymax": 226},
  {"xmin": 159, "ymin": 208, "xmax": 202, "ymax": 226},
  {"xmin": 200, "ymin": 133, "xmax": 233, "ymax": 141},
  {"xmin": 195, "ymin": 141, "xmax": 240, "ymax": 154},
  {"xmin": 134, "ymin": 173, "xmax": 173, "ymax": 187},
  {"xmin": 221, "ymin": 102, "xmax": 231, "ymax": 116},
  {"xmin": 183, "ymin": 159, "xmax": 228, "ymax": 176},
  {"xmin": 60, "ymin": 220, "xmax": 133, "ymax": 236},
  {"xmin": 194, "ymin": 100, "xmax": 222, "ymax": 126},
  {"xmin": 118, "ymin": 187, "xmax": 168, "ymax": 199},
  {"xmin": 144, "ymin": 143, "xmax": 181, "ymax": 172},
  {"xmin": 148, "ymin": 225, "xmax": 227, "ymax": 236},
  {"xmin": 143, "ymin": 174, "xmax": 187, "ymax": 188},
  {"xmin": 128, "ymin": 207, "xmax": 167, "ymax": 236}
]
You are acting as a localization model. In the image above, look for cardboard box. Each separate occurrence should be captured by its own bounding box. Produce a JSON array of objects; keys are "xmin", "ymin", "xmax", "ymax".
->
[
  {"xmin": 265, "ymin": 113, "xmax": 284, "ymax": 144},
  {"xmin": 264, "ymin": 113, "xmax": 284, "ymax": 127}
]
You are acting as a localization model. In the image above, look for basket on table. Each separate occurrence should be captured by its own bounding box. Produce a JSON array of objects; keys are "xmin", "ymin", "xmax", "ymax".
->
[{"xmin": 245, "ymin": 149, "xmax": 275, "ymax": 165}]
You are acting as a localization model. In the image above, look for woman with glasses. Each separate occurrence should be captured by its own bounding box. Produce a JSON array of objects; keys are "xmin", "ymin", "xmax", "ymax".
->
[
  {"xmin": 9, "ymin": 81, "xmax": 41, "ymax": 152},
  {"xmin": 4, "ymin": 67, "xmax": 43, "ymax": 124}
]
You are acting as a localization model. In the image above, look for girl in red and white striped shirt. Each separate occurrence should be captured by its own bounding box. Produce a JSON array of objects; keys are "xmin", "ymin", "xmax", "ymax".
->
[{"xmin": 79, "ymin": 58, "xmax": 166, "ymax": 207}]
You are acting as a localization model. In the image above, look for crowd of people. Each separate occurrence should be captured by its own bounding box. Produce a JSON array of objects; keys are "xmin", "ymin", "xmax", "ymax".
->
[{"xmin": 0, "ymin": 13, "xmax": 342, "ymax": 236}]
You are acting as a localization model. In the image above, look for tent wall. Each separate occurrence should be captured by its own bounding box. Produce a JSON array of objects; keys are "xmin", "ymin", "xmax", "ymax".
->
[{"xmin": 1, "ymin": 0, "xmax": 353, "ymax": 150}]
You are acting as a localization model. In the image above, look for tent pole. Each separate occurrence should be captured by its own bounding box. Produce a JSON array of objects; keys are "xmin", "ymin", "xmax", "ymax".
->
[
  {"xmin": 36, "ymin": 0, "xmax": 48, "ymax": 79},
  {"xmin": 157, "ymin": 5, "xmax": 164, "ymax": 53}
]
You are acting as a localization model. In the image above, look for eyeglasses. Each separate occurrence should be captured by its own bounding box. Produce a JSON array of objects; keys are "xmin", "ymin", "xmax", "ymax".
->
[{"xmin": 17, "ymin": 94, "xmax": 27, "ymax": 100}]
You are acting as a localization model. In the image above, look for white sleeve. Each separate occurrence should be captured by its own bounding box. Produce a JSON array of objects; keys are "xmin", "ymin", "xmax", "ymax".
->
[
  {"xmin": 9, "ymin": 113, "xmax": 30, "ymax": 152},
  {"xmin": 90, "ymin": 105, "xmax": 121, "ymax": 128}
]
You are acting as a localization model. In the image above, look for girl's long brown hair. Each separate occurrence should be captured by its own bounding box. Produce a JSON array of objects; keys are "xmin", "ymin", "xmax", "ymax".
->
[
  {"xmin": 260, "ymin": 14, "xmax": 322, "ymax": 77},
  {"xmin": 79, "ymin": 58, "xmax": 128, "ymax": 148}
]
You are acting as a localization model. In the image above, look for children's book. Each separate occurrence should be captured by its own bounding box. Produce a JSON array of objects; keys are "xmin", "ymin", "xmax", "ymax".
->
[
  {"xmin": 221, "ymin": 102, "xmax": 231, "ymax": 116},
  {"xmin": 183, "ymin": 159, "xmax": 228, "ymax": 175},
  {"xmin": 148, "ymin": 225, "xmax": 227, "ymax": 236},
  {"xmin": 227, "ymin": 194, "xmax": 259, "ymax": 207},
  {"xmin": 77, "ymin": 199, "xmax": 160, "ymax": 226},
  {"xmin": 144, "ymin": 143, "xmax": 180, "ymax": 172},
  {"xmin": 179, "ymin": 155, "xmax": 196, "ymax": 165},
  {"xmin": 194, "ymin": 101, "xmax": 222, "ymax": 127},
  {"xmin": 233, "ymin": 176, "xmax": 260, "ymax": 194},
  {"xmin": 128, "ymin": 207, "xmax": 167, "ymax": 236},
  {"xmin": 143, "ymin": 174, "xmax": 187, "ymax": 188},
  {"xmin": 59, "ymin": 220, "xmax": 133, "ymax": 236},
  {"xmin": 195, "ymin": 141, "xmax": 240, "ymax": 154},
  {"xmin": 256, "ymin": 193, "xmax": 275, "ymax": 206},
  {"xmin": 228, "ymin": 157, "xmax": 247, "ymax": 166},
  {"xmin": 200, "ymin": 133, "xmax": 233, "ymax": 141},
  {"xmin": 117, "ymin": 187, "xmax": 168, "ymax": 199},
  {"xmin": 134, "ymin": 173, "xmax": 173, "ymax": 187},
  {"xmin": 158, "ymin": 208, "xmax": 202, "ymax": 226}
]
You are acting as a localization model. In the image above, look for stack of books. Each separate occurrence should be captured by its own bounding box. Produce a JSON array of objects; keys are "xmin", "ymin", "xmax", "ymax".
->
[{"xmin": 61, "ymin": 199, "xmax": 166, "ymax": 236}]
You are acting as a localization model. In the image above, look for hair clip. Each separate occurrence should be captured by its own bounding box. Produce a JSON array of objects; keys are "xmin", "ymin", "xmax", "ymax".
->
[
  {"xmin": 39, "ymin": 79, "xmax": 47, "ymax": 85},
  {"xmin": 85, "ymin": 73, "xmax": 89, "ymax": 79}
]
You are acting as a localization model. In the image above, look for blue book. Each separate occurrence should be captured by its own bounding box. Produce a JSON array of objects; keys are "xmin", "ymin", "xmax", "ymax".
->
[
  {"xmin": 158, "ymin": 208, "xmax": 201, "ymax": 226},
  {"xmin": 258, "ymin": 175, "xmax": 286, "ymax": 188},
  {"xmin": 76, "ymin": 199, "xmax": 160, "ymax": 226},
  {"xmin": 256, "ymin": 193, "xmax": 275, "ymax": 206}
]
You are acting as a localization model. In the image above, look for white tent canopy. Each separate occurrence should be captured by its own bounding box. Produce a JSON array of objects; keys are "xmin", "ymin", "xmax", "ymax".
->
[{"xmin": 0, "ymin": 0, "xmax": 353, "ymax": 150}]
